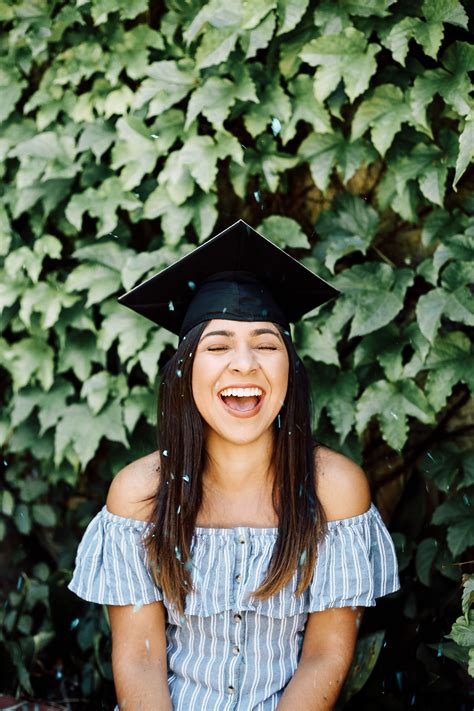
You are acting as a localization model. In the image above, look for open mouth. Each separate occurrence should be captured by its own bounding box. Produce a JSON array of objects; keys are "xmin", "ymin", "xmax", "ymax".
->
[{"xmin": 218, "ymin": 387, "xmax": 263, "ymax": 413}]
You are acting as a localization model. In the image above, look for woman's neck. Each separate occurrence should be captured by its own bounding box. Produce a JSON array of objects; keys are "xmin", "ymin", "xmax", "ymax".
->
[{"xmin": 202, "ymin": 429, "xmax": 275, "ymax": 495}]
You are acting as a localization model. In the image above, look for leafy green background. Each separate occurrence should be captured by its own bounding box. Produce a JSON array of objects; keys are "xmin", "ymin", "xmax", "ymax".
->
[{"xmin": 0, "ymin": 0, "xmax": 473, "ymax": 707}]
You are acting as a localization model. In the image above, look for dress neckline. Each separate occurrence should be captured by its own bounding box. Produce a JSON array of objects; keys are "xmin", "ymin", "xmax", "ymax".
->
[{"xmin": 102, "ymin": 503, "xmax": 376, "ymax": 533}]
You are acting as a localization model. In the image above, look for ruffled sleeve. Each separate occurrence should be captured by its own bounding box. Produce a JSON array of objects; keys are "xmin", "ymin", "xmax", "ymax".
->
[
  {"xmin": 308, "ymin": 503, "xmax": 400, "ymax": 611},
  {"xmin": 68, "ymin": 506, "xmax": 163, "ymax": 606}
]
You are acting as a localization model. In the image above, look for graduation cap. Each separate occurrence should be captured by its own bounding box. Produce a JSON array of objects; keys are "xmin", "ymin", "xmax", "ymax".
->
[{"xmin": 118, "ymin": 219, "xmax": 339, "ymax": 341}]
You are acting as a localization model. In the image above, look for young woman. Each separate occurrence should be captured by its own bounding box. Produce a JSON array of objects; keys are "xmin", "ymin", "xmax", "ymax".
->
[{"xmin": 69, "ymin": 221, "xmax": 400, "ymax": 710}]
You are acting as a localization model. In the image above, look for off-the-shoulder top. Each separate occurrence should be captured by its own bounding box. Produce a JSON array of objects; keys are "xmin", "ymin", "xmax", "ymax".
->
[{"xmin": 68, "ymin": 503, "xmax": 400, "ymax": 711}]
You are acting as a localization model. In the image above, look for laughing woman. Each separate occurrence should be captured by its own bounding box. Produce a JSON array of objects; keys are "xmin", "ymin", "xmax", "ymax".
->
[{"xmin": 68, "ymin": 221, "xmax": 400, "ymax": 711}]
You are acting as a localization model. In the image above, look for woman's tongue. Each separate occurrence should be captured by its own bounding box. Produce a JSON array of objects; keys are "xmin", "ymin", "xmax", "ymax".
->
[{"xmin": 222, "ymin": 395, "xmax": 259, "ymax": 412}]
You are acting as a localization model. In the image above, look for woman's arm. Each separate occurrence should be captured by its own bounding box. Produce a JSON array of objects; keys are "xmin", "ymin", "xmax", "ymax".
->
[
  {"xmin": 109, "ymin": 601, "xmax": 172, "ymax": 711},
  {"xmin": 276, "ymin": 447, "xmax": 372, "ymax": 710},
  {"xmin": 106, "ymin": 451, "xmax": 171, "ymax": 709},
  {"xmin": 276, "ymin": 606, "xmax": 363, "ymax": 710}
]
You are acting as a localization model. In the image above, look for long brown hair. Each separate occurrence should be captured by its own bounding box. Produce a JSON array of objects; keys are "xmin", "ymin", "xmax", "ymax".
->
[{"xmin": 143, "ymin": 321, "xmax": 327, "ymax": 615}]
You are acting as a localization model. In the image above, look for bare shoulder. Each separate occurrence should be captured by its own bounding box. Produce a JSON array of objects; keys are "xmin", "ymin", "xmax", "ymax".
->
[
  {"xmin": 314, "ymin": 445, "xmax": 371, "ymax": 522},
  {"xmin": 106, "ymin": 450, "xmax": 161, "ymax": 521}
]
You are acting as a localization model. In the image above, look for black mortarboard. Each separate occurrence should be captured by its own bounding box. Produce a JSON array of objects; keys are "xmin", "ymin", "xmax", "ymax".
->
[{"xmin": 118, "ymin": 220, "xmax": 339, "ymax": 341}]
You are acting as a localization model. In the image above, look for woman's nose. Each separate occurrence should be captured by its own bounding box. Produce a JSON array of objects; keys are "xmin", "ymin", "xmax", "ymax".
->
[{"xmin": 228, "ymin": 345, "xmax": 258, "ymax": 373}]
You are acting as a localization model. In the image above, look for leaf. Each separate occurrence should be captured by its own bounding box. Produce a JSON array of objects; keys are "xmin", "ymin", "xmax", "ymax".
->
[
  {"xmin": 299, "ymin": 131, "xmax": 375, "ymax": 191},
  {"xmin": 462, "ymin": 576, "xmax": 474, "ymax": 620},
  {"xmin": 382, "ymin": 0, "xmax": 467, "ymax": 66},
  {"xmin": 185, "ymin": 2, "xmax": 240, "ymax": 43},
  {"xmin": 306, "ymin": 364, "xmax": 358, "ymax": 440},
  {"xmin": 65, "ymin": 264, "xmax": 121, "ymax": 306},
  {"xmin": 192, "ymin": 191, "xmax": 219, "ymax": 242},
  {"xmin": 339, "ymin": 630, "xmax": 385, "ymax": 705},
  {"xmin": 111, "ymin": 116, "xmax": 161, "ymax": 190},
  {"xmin": 244, "ymin": 77, "xmax": 291, "ymax": 137},
  {"xmin": 446, "ymin": 612, "xmax": 474, "ymax": 648},
  {"xmin": 186, "ymin": 72, "xmax": 257, "ymax": 130},
  {"xmin": 421, "ymin": 207, "xmax": 464, "ymax": 247},
  {"xmin": 98, "ymin": 305, "xmax": 153, "ymax": 362},
  {"xmin": 356, "ymin": 380, "xmax": 435, "ymax": 450},
  {"xmin": 447, "ymin": 520, "xmax": 474, "ymax": 557},
  {"xmin": 415, "ymin": 538, "xmax": 438, "ymax": 586},
  {"xmin": 410, "ymin": 68, "xmax": 471, "ymax": 131},
  {"xmin": 241, "ymin": 11, "xmax": 276, "ymax": 59},
  {"xmin": 20, "ymin": 282, "xmax": 78, "ymax": 329},
  {"xmin": 314, "ymin": 193, "xmax": 379, "ymax": 272},
  {"xmin": 131, "ymin": 328, "xmax": 177, "ymax": 382},
  {"xmin": 149, "ymin": 109, "xmax": 186, "ymax": 154},
  {"xmin": 281, "ymin": 74, "xmax": 332, "ymax": 144},
  {"xmin": 4, "ymin": 338, "xmax": 54, "ymax": 391},
  {"xmin": 417, "ymin": 265, "xmax": 474, "ymax": 341},
  {"xmin": 121, "ymin": 246, "xmax": 183, "ymax": 291},
  {"xmin": 80, "ymin": 372, "xmax": 113, "ymax": 415},
  {"xmin": 276, "ymin": 0, "xmax": 309, "ymax": 35},
  {"xmin": 333, "ymin": 263, "xmax": 414, "ymax": 339},
  {"xmin": 196, "ymin": 27, "xmax": 240, "ymax": 70},
  {"xmin": 88, "ymin": 0, "xmax": 148, "ymax": 23},
  {"xmin": 432, "ymin": 496, "xmax": 471, "ymax": 526},
  {"xmin": 57, "ymin": 331, "xmax": 105, "ymax": 381},
  {"xmin": 32, "ymin": 504, "xmax": 57, "ymax": 528},
  {"xmin": 295, "ymin": 321, "xmax": 340, "ymax": 367},
  {"xmin": 351, "ymin": 84, "xmax": 411, "ymax": 156},
  {"xmin": 73, "ymin": 241, "xmax": 135, "ymax": 272},
  {"xmin": 422, "ymin": 0, "xmax": 468, "ymax": 30},
  {"xmin": 300, "ymin": 28, "xmax": 381, "ymax": 102},
  {"xmin": 420, "ymin": 444, "xmax": 463, "ymax": 493},
  {"xmin": 144, "ymin": 185, "xmax": 194, "ymax": 241},
  {"xmin": 65, "ymin": 177, "xmax": 141, "ymax": 237},
  {"xmin": 77, "ymin": 121, "xmax": 115, "ymax": 161},
  {"xmin": 133, "ymin": 60, "xmax": 197, "ymax": 117},
  {"xmin": 423, "ymin": 331, "xmax": 474, "ymax": 409},
  {"xmin": 1, "ymin": 490, "xmax": 14, "ymax": 516},
  {"xmin": 123, "ymin": 385, "xmax": 156, "ymax": 433},
  {"xmin": 453, "ymin": 117, "xmax": 473, "ymax": 189},
  {"xmin": 37, "ymin": 379, "xmax": 75, "ymax": 434},
  {"xmin": 54, "ymin": 401, "xmax": 128, "ymax": 468},
  {"xmin": 257, "ymin": 216, "xmax": 310, "ymax": 248}
]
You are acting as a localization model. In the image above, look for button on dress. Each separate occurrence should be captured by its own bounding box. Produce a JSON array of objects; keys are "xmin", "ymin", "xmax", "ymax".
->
[{"xmin": 68, "ymin": 503, "xmax": 400, "ymax": 710}]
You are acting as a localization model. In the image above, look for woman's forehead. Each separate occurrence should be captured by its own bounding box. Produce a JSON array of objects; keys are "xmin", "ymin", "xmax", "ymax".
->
[{"xmin": 201, "ymin": 319, "xmax": 280, "ymax": 336}]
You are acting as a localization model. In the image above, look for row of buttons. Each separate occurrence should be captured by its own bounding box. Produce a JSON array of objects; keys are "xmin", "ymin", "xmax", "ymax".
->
[{"xmin": 228, "ymin": 611, "xmax": 243, "ymax": 694}]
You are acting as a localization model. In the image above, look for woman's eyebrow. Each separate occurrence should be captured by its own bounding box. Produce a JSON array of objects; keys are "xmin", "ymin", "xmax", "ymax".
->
[{"xmin": 201, "ymin": 328, "xmax": 281, "ymax": 340}]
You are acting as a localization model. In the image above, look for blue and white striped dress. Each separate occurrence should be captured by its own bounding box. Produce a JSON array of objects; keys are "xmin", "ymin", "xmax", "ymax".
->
[{"xmin": 68, "ymin": 503, "xmax": 400, "ymax": 710}]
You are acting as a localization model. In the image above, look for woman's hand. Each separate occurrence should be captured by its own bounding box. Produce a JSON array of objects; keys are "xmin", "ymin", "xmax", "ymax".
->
[{"xmin": 109, "ymin": 600, "xmax": 172, "ymax": 711}]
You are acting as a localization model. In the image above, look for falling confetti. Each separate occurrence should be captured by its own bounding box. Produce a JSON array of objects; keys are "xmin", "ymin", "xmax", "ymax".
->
[
  {"xmin": 177, "ymin": 505, "xmax": 181, "ymax": 514},
  {"xmin": 176, "ymin": 369, "xmax": 182, "ymax": 377},
  {"xmin": 182, "ymin": 474, "xmax": 190, "ymax": 483},
  {"xmin": 162, "ymin": 449, "xmax": 168, "ymax": 457},
  {"xmin": 253, "ymin": 190, "xmax": 262, "ymax": 204},
  {"xmin": 168, "ymin": 300, "xmax": 175, "ymax": 311},
  {"xmin": 70, "ymin": 617, "xmax": 80, "ymax": 630},
  {"xmin": 271, "ymin": 117, "xmax": 282, "ymax": 136},
  {"xmin": 133, "ymin": 601, "xmax": 144, "ymax": 613},
  {"xmin": 390, "ymin": 411, "xmax": 398, "ymax": 420},
  {"xmin": 188, "ymin": 280, "xmax": 196, "ymax": 290}
]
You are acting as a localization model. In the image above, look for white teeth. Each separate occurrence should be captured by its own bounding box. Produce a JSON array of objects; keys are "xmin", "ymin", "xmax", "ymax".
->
[{"xmin": 220, "ymin": 387, "xmax": 263, "ymax": 397}]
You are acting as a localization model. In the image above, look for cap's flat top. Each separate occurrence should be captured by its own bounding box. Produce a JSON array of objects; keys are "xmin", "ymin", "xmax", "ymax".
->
[{"xmin": 119, "ymin": 220, "xmax": 339, "ymax": 335}]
